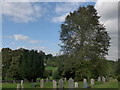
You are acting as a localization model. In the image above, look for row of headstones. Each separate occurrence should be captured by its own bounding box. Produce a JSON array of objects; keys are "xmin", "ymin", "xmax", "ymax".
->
[
  {"xmin": 98, "ymin": 76, "xmax": 106, "ymax": 82},
  {"xmin": 17, "ymin": 76, "xmax": 106, "ymax": 89}
]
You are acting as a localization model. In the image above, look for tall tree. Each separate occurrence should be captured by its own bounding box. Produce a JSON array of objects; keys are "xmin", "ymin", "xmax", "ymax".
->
[
  {"xmin": 59, "ymin": 5, "xmax": 111, "ymax": 79},
  {"xmin": 60, "ymin": 5, "xmax": 110, "ymax": 59},
  {"xmin": 18, "ymin": 49, "xmax": 45, "ymax": 81}
]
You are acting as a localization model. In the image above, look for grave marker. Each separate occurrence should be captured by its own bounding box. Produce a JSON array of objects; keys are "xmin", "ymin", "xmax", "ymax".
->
[
  {"xmin": 40, "ymin": 79, "xmax": 44, "ymax": 88},
  {"xmin": 68, "ymin": 78, "xmax": 74, "ymax": 88},
  {"xmin": 58, "ymin": 79, "xmax": 64, "ymax": 88},
  {"xmin": 83, "ymin": 79, "xmax": 88, "ymax": 88},
  {"xmin": 75, "ymin": 82, "xmax": 78, "ymax": 88}
]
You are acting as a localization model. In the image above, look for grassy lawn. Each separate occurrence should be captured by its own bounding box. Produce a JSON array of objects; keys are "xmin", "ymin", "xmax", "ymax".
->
[
  {"xmin": 45, "ymin": 66, "xmax": 57, "ymax": 72},
  {"xmin": 2, "ymin": 80, "xmax": 119, "ymax": 88}
]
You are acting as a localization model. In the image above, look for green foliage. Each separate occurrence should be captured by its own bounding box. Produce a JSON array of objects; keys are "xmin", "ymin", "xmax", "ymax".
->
[
  {"xmin": 2, "ymin": 48, "xmax": 45, "ymax": 81},
  {"xmin": 43, "ymin": 70, "xmax": 50, "ymax": 79},
  {"xmin": 117, "ymin": 75, "xmax": 120, "ymax": 81},
  {"xmin": 53, "ymin": 70, "xmax": 61, "ymax": 80},
  {"xmin": 59, "ymin": 5, "xmax": 111, "ymax": 80}
]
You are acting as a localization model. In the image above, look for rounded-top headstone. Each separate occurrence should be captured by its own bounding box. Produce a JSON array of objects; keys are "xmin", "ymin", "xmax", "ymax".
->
[
  {"xmin": 58, "ymin": 79, "xmax": 64, "ymax": 88},
  {"xmin": 68, "ymin": 78, "xmax": 74, "ymax": 88},
  {"xmin": 83, "ymin": 79, "xmax": 88, "ymax": 88}
]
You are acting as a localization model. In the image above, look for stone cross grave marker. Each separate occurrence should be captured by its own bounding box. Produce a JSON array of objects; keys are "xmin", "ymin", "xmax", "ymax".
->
[
  {"xmin": 90, "ymin": 78, "xmax": 95, "ymax": 85},
  {"xmin": 68, "ymin": 78, "xmax": 74, "ymax": 88},
  {"xmin": 83, "ymin": 79, "xmax": 88, "ymax": 88},
  {"xmin": 53, "ymin": 80, "xmax": 57, "ymax": 88},
  {"xmin": 102, "ymin": 76, "xmax": 106, "ymax": 82},
  {"xmin": 75, "ymin": 82, "xmax": 78, "ymax": 88},
  {"xmin": 58, "ymin": 79, "xmax": 64, "ymax": 88},
  {"xmin": 98, "ymin": 76, "xmax": 101, "ymax": 82},
  {"xmin": 40, "ymin": 79, "xmax": 44, "ymax": 88}
]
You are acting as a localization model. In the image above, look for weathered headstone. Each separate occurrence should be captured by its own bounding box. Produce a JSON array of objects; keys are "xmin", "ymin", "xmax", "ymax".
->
[
  {"xmin": 83, "ymin": 79, "xmax": 88, "ymax": 88},
  {"xmin": 98, "ymin": 76, "xmax": 101, "ymax": 82},
  {"xmin": 40, "ymin": 79, "xmax": 44, "ymax": 88},
  {"xmin": 13, "ymin": 80, "xmax": 15, "ymax": 83},
  {"xmin": 53, "ymin": 80, "xmax": 57, "ymax": 88},
  {"xmin": 68, "ymin": 78, "xmax": 74, "ymax": 88},
  {"xmin": 75, "ymin": 82, "xmax": 79, "ymax": 88},
  {"xmin": 46, "ymin": 78, "xmax": 49, "ymax": 82},
  {"xmin": 64, "ymin": 77, "xmax": 67, "ymax": 81},
  {"xmin": 21, "ymin": 84, "xmax": 24, "ymax": 89},
  {"xmin": 17, "ymin": 84, "xmax": 20, "ymax": 90},
  {"xmin": 32, "ymin": 83, "xmax": 35, "ymax": 88},
  {"xmin": 102, "ymin": 76, "xmax": 106, "ymax": 82},
  {"xmin": 58, "ymin": 79, "xmax": 64, "ymax": 88},
  {"xmin": 90, "ymin": 78, "xmax": 95, "ymax": 85},
  {"xmin": 21, "ymin": 80, "xmax": 24, "ymax": 86}
]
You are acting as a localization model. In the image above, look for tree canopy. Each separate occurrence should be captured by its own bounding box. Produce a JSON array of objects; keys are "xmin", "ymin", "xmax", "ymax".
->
[{"xmin": 59, "ymin": 5, "xmax": 111, "ymax": 80}]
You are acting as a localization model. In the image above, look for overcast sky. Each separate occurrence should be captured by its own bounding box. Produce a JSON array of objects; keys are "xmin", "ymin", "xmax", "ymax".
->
[{"xmin": 1, "ymin": 0, "xmax": 118, "ymax": 61}]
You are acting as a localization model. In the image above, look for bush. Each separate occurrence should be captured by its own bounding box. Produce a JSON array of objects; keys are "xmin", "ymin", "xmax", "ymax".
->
[
  {"xmin": 117, "ymin": 75, "xmax": 120, "ymax": 81},
  {"xmin": 53, "ymin": 71, "xmax": 60, "ymax": 80},
  {"xmin": 43, "ymin": 70, "xmax": 49, "ymax": 78}
]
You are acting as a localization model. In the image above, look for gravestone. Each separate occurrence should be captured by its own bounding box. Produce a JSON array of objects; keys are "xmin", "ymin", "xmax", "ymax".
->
[
  {"xmin": 17, "ymin": 84, "xmax": 20, "ymax": 90},
  {"xmin": 102, "ymin": 76, "xmax": 106, "ymax": 82},
  {"xmin": 58, "ymin": 79, "xmax": 64, "ymax": 88},
  {"xmin": 75, "ymin": 82, "xmax": 78, "ymax": 88},
  {"xmin": 46, "ymin": 78, "xmax": 49, "ymax": 82},
  {"xmin": 32, "ymin": 83, "xmax": 35, "ymax": 88},
  {"xmin": 64, "ymin": 77, "xmax": 67, "ymax": 81},
  {"xmin": 83, "ymin": 79, "xmax": 88, "ymax": 88},
  {"xmin": 90, "ymin": 78, "xmax": 95, "ymax": 85},
  {"xmin": 40, "ymin": 79, "xmax": 44, "ymax": 88},
  {"xmin": 53, "ymin": 80, "xmax": 57, "ymax": 88},
  {"xmin": 98, "ymin": 76, "xmax": 101, "ymax": 82},
  {"xmin": 21, "ymin": 84, "xmax": 24, "ymax": 90},
  {"xmin": 68, "ymin": 78, "xmax": 74, "ymax": 88},
  {"xmin": 13, "ymin": 80, "xmax": 15, "ymax": 83}
]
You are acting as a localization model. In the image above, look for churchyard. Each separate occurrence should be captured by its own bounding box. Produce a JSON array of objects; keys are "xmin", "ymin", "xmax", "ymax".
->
[{"xmin": 2, "ymin": 77, "xmax": 118, "ymax": 88}]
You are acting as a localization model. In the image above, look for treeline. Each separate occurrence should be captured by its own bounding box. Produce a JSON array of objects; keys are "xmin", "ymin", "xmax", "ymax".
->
[
  {"xmin": 1, "ymin": 48, "xmax": 49, "ymax": 81},
  {"xmin": 46, "ymin": 55, "xmax": 119, "ymax": 81}
]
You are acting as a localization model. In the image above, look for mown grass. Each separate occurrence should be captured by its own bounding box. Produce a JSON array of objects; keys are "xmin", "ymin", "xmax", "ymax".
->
[
  {"xmin": 45, "ymin": 66, "xmax": 57, "ymax": 72},
  {"xmin": 2, "ymin": 80, "xmax": 119, "ymax": 88}
]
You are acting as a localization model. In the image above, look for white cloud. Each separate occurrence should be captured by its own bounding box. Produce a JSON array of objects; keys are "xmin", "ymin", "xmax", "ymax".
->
[
  {"xmin": 95, "ymin": 1, "xmax": 118, "ymax": 60},
  {"xmin": 28, "ymin": 40, "xmax": 40, "ymax": 44},
  {"xmin": 12, "ymin": 34, "xmax": 40, "ymax": 44},
  {"xmin": 55, "ymin": 3, "xmax": 80, "ymax": 14},
  {"xmin": 51, "ymin": 2, "xmax": 81, "ymax": 23},
  {"xmin": 13, "ymin": 34, "xmax": 29, "ymax": 41},
  {"xmin": 1, "ymin": 2, "xmax": 42, "ymax": 23},
  {"xmin": 51, "ymin": 13, "xmax": 68, "ymax": 23}
]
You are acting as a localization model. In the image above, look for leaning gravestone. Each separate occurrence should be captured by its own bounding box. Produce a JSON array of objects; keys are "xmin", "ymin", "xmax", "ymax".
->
[
  {"xmin": 40, "ymin": 79, "xmax": 44, "ymax": 88},
  {"xmin": 98, "ymin": 76, "xmax": 101, "ymax": 82},
  {"xmin": 17, "ymin": 84, "xmax": 20, "ymax": 90},
  {"xmin": 58, "ymin": 79, "xmax": 64, "ymax": 88},
  {"xmin": 53, "ymin": 80, "xmax": 57, "ymax": 88},
  {"xmin": 83, "ymin": 79, "xmax": 88, "ymax": 88},
  {"xmin": 68, "ymin": 78, "xmax": 74, "ymax": 88},
  {"xmin": 102, "ymin": 76, "xmax": 106, "ymax": 82},
  {"xmin": 90, "ymin": 78, "xmax": 95, "ymax": 85},
  {"xmin": 75, "ymin": 82, "xmax": 79, "ymax": 88}
]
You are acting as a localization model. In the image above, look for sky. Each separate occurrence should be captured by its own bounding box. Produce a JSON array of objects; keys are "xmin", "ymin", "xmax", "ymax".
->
[{"xmin": 1, "ymin": 1, "xmax": 118, "ymax": 60}]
